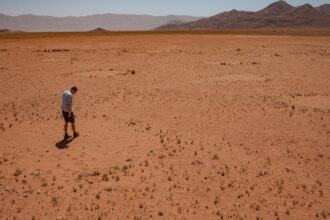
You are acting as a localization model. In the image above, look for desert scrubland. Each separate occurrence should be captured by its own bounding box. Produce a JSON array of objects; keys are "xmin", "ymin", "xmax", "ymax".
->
[{"xmin": 0, "ymin": 31, "xmax": 329, "ymax": 219}]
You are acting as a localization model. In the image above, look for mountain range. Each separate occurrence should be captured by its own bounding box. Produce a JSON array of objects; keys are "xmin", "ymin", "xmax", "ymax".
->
[
  {"xmin": 157, "ymin": 1, "xmax": 330, "ymax": 30},
  {"xmin": 0, "ymin": 13, "xmax": 201, "ymax": 32},
  {"xmin": 1, "ymin": 1, "xmax": 329, "ymax": 32}
]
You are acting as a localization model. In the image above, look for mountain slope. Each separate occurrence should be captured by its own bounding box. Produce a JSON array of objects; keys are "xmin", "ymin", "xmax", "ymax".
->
[
  {"xmin": 316, "ymin": 4, "xmax": 330, "ymax": 15},
  {"xmin": 157, "ymin": 10, "xmax": 252, "ymax": 30}
]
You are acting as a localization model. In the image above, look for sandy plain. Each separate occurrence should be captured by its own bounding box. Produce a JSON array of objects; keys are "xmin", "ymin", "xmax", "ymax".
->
[{"xmin": 0, "ymin": 31, "xmax": 329, "ymax": 219}]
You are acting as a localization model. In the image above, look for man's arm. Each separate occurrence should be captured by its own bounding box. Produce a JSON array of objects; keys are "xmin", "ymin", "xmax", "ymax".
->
[{"xmin": 66, "ymin": 104, "xmax": 71, "ymax": 117}]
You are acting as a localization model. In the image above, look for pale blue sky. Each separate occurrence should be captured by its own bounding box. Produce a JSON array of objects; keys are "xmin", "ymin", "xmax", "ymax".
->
[{"xmin": 0, "ymin": 0, "xmax": 329, "ymax": 17}]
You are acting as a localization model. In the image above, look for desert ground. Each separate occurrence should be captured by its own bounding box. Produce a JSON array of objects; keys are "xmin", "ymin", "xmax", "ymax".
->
[{"xmin": 0, "ymin": 31, "xmax": 329, "ymax": 219}]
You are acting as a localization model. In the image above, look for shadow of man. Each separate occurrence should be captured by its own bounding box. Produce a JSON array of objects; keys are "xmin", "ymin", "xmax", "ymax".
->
[{"xmin": 55, "ymin": 138, "xmax": 74, "ymax": 149}]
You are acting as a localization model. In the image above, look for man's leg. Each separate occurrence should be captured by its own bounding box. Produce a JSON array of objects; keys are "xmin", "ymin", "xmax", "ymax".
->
[
  {"xmin": 72, "ymin": 123, "xmax": 79, "ymax": 138},
  {"xmin": 64, "ymin": 122, "xmax": 69, "ymax": 134},
  {"xmin": 71, "ymin": 123, "xmax": 76, "ymax": 133},
  {"xmin": 64, "ymin": 122, "xmax": 72, "ymax": 139},
  {"xmin": 70, "ymin": 113, "xmax": 79, "ymax": 138}
]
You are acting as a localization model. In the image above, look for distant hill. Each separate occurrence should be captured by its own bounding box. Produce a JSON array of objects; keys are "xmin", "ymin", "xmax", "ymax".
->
[
  {"xmin": 0, "ymin": 29, "xmax": 22, "ymax": 33},
  {"xmin": 0, "ymin": 13, "xmax": 201, "ymax": 32},
  {"xmin": 0, "ymin": 29, "xmax": 10, "ymax": 33},
  {"xmin": 89, "ymin": 27, "xmax": 108, "ymax": 32},
  {"xmin": 156, "ymin": 1, "xmax": 330, "ymax": 30}
]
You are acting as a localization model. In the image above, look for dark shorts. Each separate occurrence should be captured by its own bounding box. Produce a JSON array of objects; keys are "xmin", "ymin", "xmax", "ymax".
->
[{"xmin": 62, "ymin": 111, "xmax": 75, "ymax": 123}]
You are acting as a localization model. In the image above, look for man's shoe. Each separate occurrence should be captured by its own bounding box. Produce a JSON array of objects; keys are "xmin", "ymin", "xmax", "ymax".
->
[
  {"xmin": 73, "ymin": 132, "xmax": 79, "ymax": 138},
  {"xmin": 64, "ymin": 133, "xmax": 72, "ymax": 139}
]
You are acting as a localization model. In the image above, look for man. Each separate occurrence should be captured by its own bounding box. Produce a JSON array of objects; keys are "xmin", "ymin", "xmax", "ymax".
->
[{"xmin": 62, "ymin": 86, "xmax": 79, "ymax": 139}]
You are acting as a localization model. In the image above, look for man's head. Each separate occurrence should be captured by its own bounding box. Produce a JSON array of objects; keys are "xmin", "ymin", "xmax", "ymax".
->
[{"xmin": 71, "ymin": 86, "xmax": 78, "ymax": 94}]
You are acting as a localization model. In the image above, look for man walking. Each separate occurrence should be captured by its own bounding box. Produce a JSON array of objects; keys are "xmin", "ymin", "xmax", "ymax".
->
[{"xmin": 62, "ymin": 86, "xmax": 79, "ymax": 139}]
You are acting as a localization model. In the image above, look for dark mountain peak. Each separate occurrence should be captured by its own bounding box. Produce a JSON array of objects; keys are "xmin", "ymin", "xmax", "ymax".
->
[
  {"xmin": 89, "ymin": 27, "xmax": 108, "ymax": 32},
  {"xmin": 256, "ymin": 0, "xmax": 294, "ymax": 16},
  {"xmin": 0, "ymin": 29, "xmax": 23, "ymax": 33},
  {"xmin": 267, "ymin": 0, "xmax": 293, "ymax": 10},
  {"xmin": 289, "ymin": 3, "xmax": 320, "ymax": 16},
  {"xmin": 0, "ymin": 29, "xmax": 10, "ymax": 33},
  {"xmin": 298, "ymin": 4, "xmax": 314, "ymax": 10}
]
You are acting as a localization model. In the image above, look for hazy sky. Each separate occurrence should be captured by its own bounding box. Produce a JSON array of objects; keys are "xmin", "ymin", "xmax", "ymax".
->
[{"xmin": 0, "ymin": 0, "xmax": 329, "ymax": 17}]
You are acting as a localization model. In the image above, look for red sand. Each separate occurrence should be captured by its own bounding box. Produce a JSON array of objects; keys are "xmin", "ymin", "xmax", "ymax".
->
[{"xmin": 0, "ymin": 32, "xmax": 329, "ymax": 219}]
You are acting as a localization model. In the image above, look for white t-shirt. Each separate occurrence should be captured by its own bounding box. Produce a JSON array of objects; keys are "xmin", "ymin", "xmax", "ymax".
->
[{"xmin": 62, "ymin": 90, "xmax": 73, "ymax": 112}]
